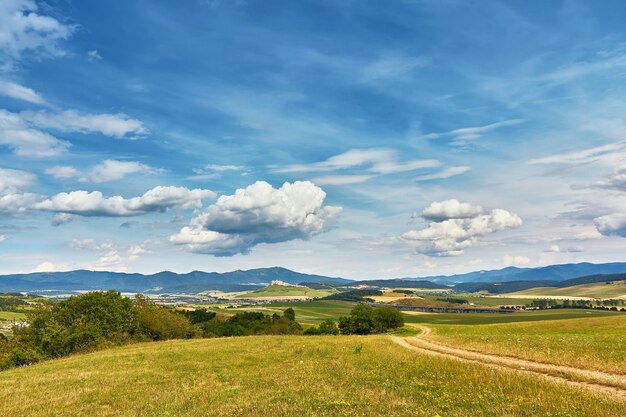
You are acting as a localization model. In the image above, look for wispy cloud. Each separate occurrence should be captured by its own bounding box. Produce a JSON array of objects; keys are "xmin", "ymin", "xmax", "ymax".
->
[
  {"xmin": 424, "ymin": 119, "xmax": 525, "ymax": 146},
  {"xmin": 0, "ymin": 80, "xmax": 46, "ymax": 104},
  {"xmin": 415, "ymin": 166, "xmax": 471, "ymax": 181}
]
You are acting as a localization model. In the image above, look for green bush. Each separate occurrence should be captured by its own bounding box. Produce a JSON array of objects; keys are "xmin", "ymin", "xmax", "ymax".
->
[{"xmin": 338, "ymin": 303, "xmax": 404, "ymax": 335}]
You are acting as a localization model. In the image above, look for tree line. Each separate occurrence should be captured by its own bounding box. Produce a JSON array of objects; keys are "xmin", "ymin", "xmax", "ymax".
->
[{"xmin": 0, "ymin": 293, "xmax": 407, "ymax": 371}]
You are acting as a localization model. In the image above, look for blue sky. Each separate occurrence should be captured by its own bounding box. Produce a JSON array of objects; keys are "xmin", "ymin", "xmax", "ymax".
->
[{"xmin": 2, "ymin": 0, "xmax": 626, "ymax": 278}]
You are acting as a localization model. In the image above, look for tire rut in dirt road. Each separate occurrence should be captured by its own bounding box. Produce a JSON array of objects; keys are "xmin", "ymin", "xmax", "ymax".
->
[{"xmin": 392, "ymin": 325, "xmax": 626, "ymax": 401}]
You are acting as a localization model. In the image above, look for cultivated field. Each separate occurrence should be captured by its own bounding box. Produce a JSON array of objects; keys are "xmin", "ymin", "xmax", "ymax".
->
[
  {"xmin": 219, "ymin": 300, "xmax": 355, "ymax": 325},
  {"xmin": 506, "ymin": 280, "xmax": 626, "ymax": 299},
  {"xmin": 1, "ymin": 335, "xmax": 624, "ymax": 417},
  {"xmin": 235, "ymin": 284, "xmax": 338, "ymax": 299}
]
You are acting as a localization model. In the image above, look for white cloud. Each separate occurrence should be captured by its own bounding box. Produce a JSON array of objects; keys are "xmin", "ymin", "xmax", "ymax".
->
[
  {"xmin": 34, "ymin": 186, "xmax": 215, "ymax": 218},
  {"xmin": 589, "ymin": 168, "xmax": 626, "ymax": 191},
  {"xmin": 360, "ymin": 56, "xmax": 428, "ymax": 82},
  {"xmin": 45, "ymin": 165, "xmax": 80, "ymax": 180},
  {"xmin": 402, "ymin": 200, "xmax": 522, "ymax": 256},
  {"xmin": 69, "ymin": 238, "xmax": 152, "ymax": 272},
  {"xmin": 421, "ymin": 199, "xmax": 484, "ymax": 222},
  {"xmin": 0, "ymin": 80, "xmax": 46, "ymax": 104},
  {"xmin": 594, "ymin": 213, "xmax": 626, "ymax": 238},
  {"xmin": 0, "ymin": 234, "xmax": 5, "ymax": 243},
  {"xmin": 47, "ymin": 160, "xmax": 157, "ymax": 183},
  {"xmin": 415, "ymin": 166, "xmax": 471, "ymax": 181},
  {"xmin": 544, "ymin": 244, "xmax": 584, "ymax": 253},
  {"xmin": 87, "ymin": 49, "xmax": 102, "ymax": 61},
  {"xmin": 424, "ymin": 119, "xmax": 525, "ymax": 146},
  {"xmin": 0, "ymin": 109, "xmax": 69, "ymax": 157},
  {"xmin": 527, "ymin": 141, "xmax": 626, "ymax": 166},
  {"xmin": 0, "ymin": 0, "xmax": 74, "ymax": 70},
  {"xmin": 503, "ymin": 255, "xmax": 530, "ymax": 266},
  {"xmin": 21, "ymin": 110, "xmax": 147, "ymax": 138},
  {"xmin": 171, "ymin": 181, "xmax": 341, "ymax": 256},
  {"xmin": 0, "ymin": 168, "xmax": 40, "ymax": 213},
  {"xmin": 0, "ymin": 167, "xmax": 36, "ymax": 194},
  {"xmin": 204, "ymin": 164, "xmax": 244, "ymax": 172},
  {"xmin": 51, "ymin": 212, "xmax": 75, "ymax": 226},
  {"xmin": 33, "ymin": 261, "xmax": 62, "ymax": 273},
  {"xmin": 310, "ymin": 174, "xmax": 374, "ymax": 186},
  {"xmin": 275, "ymin": 148, "xmax": 439, "ymax": 175}
]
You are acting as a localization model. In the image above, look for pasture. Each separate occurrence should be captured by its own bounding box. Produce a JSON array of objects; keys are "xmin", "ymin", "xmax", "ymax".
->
[{"xmin": 0, "ymin": 335, "xmax": 624, "ymax": 416}]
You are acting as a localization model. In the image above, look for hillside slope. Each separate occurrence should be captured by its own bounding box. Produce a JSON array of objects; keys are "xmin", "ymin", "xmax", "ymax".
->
[
  {"xmin": 0, "ymin": 267, "xmax": 352, "ymax": 293},
  {"xmin": 506, "ymin": 280, "xmax": 626, "ymax": 299},
  {"xmin": 0, "ymin": 336, "xmax": 623, "ymax": 416}
]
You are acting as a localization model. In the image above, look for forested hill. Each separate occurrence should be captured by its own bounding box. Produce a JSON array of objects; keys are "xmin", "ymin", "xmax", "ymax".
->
[{"xmin": 0, "ymin": 267, "xmax": 351, "ymax": 293}]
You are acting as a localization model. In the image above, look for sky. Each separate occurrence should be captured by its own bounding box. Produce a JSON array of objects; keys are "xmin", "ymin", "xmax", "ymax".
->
[{"xmin": 2, "ymin": 0, "xmax": 626, "ymax": 279}]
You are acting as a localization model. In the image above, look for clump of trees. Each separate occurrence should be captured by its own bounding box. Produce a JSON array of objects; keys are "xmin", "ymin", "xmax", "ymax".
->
[
  {"xmin": 337, "ymin": 303, "xmax": 404, "ymax": 335},
  {"xmin": 322, "ymin": 289, "xmax": 383, "ymax": 302},
  {"xmin": 303, "ymin": 319, "xmax": 340, "ymax": 335},
  {"xmin": 0, "ymin": 291, "xmax": 303, "ymax": 371}
]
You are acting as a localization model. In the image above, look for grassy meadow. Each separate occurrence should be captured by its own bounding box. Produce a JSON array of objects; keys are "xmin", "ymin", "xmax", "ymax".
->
[
  {"xmin": 506, "ymin": 280, "xmax": 626, "ymax": 299},
  {"xmin": 235, "ymin": 284, "xmax": 338, "ymax": 299},
  {"xmin": 402, "ymin": 308, "xmax": 620, "ymax": 325},
  {"xmin": 1, "ymin": 335, "xmax": 624, "ymax": 417},
  {"xmin": 427, "ymin": 314, "xmax": 626, "ymax": 374},
  {"xmin": 0, "ymin": 311, "xmax": 26, "ymax": 324},
  {"xmin": 219, "ymin": 300, "xmax": 355, "ymax": 325}
]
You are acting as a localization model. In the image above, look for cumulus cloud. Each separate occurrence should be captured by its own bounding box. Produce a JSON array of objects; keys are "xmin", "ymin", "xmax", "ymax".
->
[
  {"xmin": 589, "ymin": 168, "xmax": 626, "ymax": 191},
  {"xmin": 21, "ymin": 110, "xmax": 147, "ymax": 138},
  {"xmin": 0, "ymin": 109, "xmax": 69, "ymax": 157},
  {"xmin": 46, "ymin": 160, "xmax": 157, "ymax": 183},
  {"xmin": 421, "ymin": 199, "xmax": 484, "ymax": 222},
  {"xmin": 32, "ymin": 261, "xmax": 63, "ymax": 273},
  {"xmin": 503, "ymin": 255, "xmax": 530, "ymax": 266},
  {"xmin": 0, "ymin": 0, "xmax": 74, "ymax": 70},
  {"xmin": 171, "ymin": 181, "xmax": 341, "ymax": 256},
  {"xmin": 0, "ymin": 168, "xmax": 40, "ymax": 213},
  {"xmin": 0, "ymin": 80, "xmax": 46, "ymax": 104},
  {"xmin": 0, "ymin": 234, "xmax": 5, "ymax": 243},
  {"xmin": 34, "ymin": 186, "xmax": 215, "ymax": 217},
  {"xmin": 594, "ymin": 213, "xmax": 626, "ymax": 237},
  {"xmin": 0, "ymin": 167, "xmax": 36, "ymax": 194},
  {"xmin": 402, "ymin": 200, "xmax": 522, "ymax": 256},
  {"xmin": 544, "ymin": 244, "xmax": 584, "ymax": 253}
]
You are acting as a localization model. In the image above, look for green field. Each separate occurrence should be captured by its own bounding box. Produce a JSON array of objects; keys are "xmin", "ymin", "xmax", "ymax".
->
[
  {"xmin": 235, "ymin": 284, "xmax": 338, "ymax": 299},
  {"xmin": 427, "ymin": 314, "xmax": 626, "ymax": 374},
  {"xmin": 506, "ymin": 280, "xmax": 626, "ymax": 299},
  {"xmin": 219, "ymin": 300, "xmax": 355, "ymax": 325},
  {"xmin": 402, "ymin": 308, "xmax": 621, "ymax": 325},
  {"xmin": 0, "ymin": 311, "xmax": 26, "ymax": 324},
  {"xmin": 0, "ymin": 335, "xmax": 623, "ymax": 417}
]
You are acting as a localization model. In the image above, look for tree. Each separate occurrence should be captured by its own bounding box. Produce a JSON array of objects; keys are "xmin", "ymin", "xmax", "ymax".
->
[
  {"xmin": 317, "ymin": 319, "xmax": 339, "ymax": 335},
  {"xmin": 372, "ymin": 306, "xmax": 404, "ymax": 332},
  {"xmin": 135, "ymin": 295, "xmax": 192, "ymax": 341},
  {"xmin": 339, "ymin": 303, "xmax": 375, "ymax": 335},
  {"xmin": 283, "ymin": 308, "xmax": 296, "ymax": 322}
]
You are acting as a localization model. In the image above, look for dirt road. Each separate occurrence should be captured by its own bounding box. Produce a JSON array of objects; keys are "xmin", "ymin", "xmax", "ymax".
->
[{"xmin": 392, "ymin": 325, "xmax": 626, "ymax": 401}]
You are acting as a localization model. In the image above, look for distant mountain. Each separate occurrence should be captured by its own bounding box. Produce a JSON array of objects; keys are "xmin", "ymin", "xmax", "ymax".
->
[
  {"xmin": 454, "ymin": 273, "xmax": 626, "ymax": 294},
  {"xmin": 2, "ymin": 262, "xmax": 626, "ymax": 295},
  {"xmin": 0, "ymin": 267, "xmax": 352, "ymax": 294},
  {"xmin": 402, "ymin": 262, "xmax": 626, "ymax": 284}
]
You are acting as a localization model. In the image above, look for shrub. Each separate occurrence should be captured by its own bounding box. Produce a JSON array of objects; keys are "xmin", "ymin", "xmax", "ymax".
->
[{"xmin": 135, "ymin": 295, "xmax": 192, "ymax": 341}]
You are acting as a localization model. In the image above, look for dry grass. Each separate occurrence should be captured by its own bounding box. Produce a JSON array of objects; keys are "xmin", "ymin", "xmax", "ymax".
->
[
  {"xmin": 428, "ymin": 315, "xmax": 626, "ymax": 374},
  {"xmin": 0, "ymin": 335, "xmax": 624, "ymax": 416}
]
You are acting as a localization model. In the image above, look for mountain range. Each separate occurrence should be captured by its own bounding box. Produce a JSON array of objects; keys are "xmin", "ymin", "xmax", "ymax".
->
[{"xmin": 1, "ymin": 262, "xmax": 626, "ymax": 294}]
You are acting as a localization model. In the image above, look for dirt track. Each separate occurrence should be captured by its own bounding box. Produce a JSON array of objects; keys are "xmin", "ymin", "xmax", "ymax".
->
[{"xmin": 392, "ymin": 325, "xmax": 626, "ymax": 401}]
